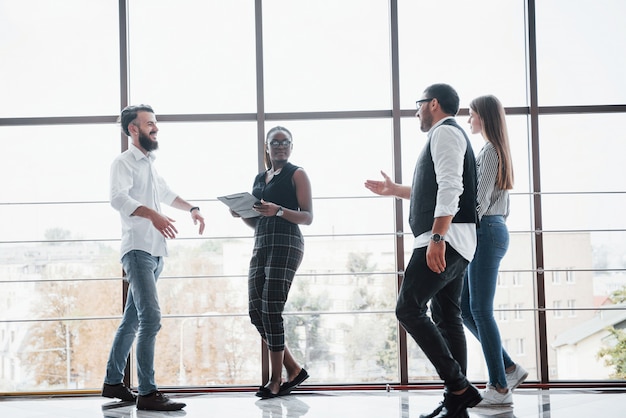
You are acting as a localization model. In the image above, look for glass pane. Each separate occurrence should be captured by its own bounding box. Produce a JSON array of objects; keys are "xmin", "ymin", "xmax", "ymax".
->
[
  {"xmin": 162, "ymin": 283, "xmax": 400, "ymax": 385},
  {"xmin": 397, "ymin": 0, "xmax": 528, "ymax": 108},
  {"xmin": 0, "ymin": 203, "xmax": 118, "ymax": 242},
  {"xmin": 302, "ymin": 236, "xmax": 399, "ymax": 277},
  {"xmin": 164, "ymin": 316, "xmax": 260, "ymax": 386},
  {"xmin": 502, "ymin": 232, "xmax": 535, "ymax": 272},
  {"xmin": 263, "ymin": 0, "xmax": 391, "ymax": 112},
  {"xmin": 281, "ymin": 310, "xmax": 398, "ymax": 384},
  {"xmin": 202, "ymin": 204, "xmax": 257, "ymax": 240},
  {"xmin": 591, "ymin": 231, "xmax": 626, "ymax": 272},
  {"xmin": 543, "ymin": 230, "xmax": 626, "ymax": 273},
  {"xmin": 0, "ymin": 125, "xmax": 120, "ymax": 203},
  {"xmin": 253, "ymin": 271, "xmax": 398, "ymax": 384},
  {"xmin": 542, "ymin": 230, "xmax": 626, "ymax": 381},
  {"xmin": 507, "ymin": 116, "xmax": 532, "ymax": 195},
  {"xmin": 1, "ymin": 318, "xmax": 120, "ymax": 391},
  {"xmin": 160, "ymin": 235, "xmax": 402, "ymax": 382},
  {"xmin": 150, "ymin": 121, "xmax": 258, "ymax": 201},
  {"xmin": 538, "ymin": 114, "xmax": 626, "ymax": 193},
  {"xmin": 541, "ymin": 194, "xmax": 626, "ymax": 231},
  {"xmin": 0, "ymin": 244, "xmax": 124, "ymax": 395},
  {"xmin": 1, "ymin": 270, "xmax": 122, "ymax": 390},
  {"xmin": 508, "ymin": 193, "xmax": 533, "ymax": 233},
  {"xmin": 307, "ymin": 198, "xmax": 395, "ymax": 236},
  {"xmin": 536, "ymin": 0, "xmax": 626, "ymax": 106},
  {"xmin": 128, "ymin": 0, "xmax": 256, "ymax": 114},
  {"xmin": 15, "ymin": 279, "xmax": 121, "ymax": 319},
  {"xmin": 0, "ymin": 1, "xmax": 119, "ymax": 117},
  {"xmin": 157, "ymin": 276, "xmax": 248, "ymax": 317},
  {"xmin": 548, "ymin": 306, "xmax": 626, "ymax": 380},
  {"xmin": 262, "ymin": 119, "xmax": 394, "ymax": 197}
]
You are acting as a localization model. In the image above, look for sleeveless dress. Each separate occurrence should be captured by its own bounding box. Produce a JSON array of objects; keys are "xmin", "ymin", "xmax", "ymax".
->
[{"xmin": 248, "ymin": 162, "xmax": 305, "ymax": 352}]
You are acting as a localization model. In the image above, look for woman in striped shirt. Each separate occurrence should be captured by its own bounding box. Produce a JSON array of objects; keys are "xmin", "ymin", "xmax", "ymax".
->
[{"xmin": 461, "ymin": 95, "xmax": 528, "ymax": 406}]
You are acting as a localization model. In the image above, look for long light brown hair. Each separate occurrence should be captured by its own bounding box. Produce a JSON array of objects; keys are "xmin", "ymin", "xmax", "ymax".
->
[{"xmin": 470, "ymin": 95, "xmax": 514, "ymax": 190}]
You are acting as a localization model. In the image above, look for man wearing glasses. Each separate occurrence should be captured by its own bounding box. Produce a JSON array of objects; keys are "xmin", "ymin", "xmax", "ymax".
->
[{"xmin": 365, "ymin": 83, "xmax": 480, "ymax": 418}]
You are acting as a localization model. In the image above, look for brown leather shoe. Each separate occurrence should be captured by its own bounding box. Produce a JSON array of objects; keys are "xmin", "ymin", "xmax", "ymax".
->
[
  {"xmin": 137, "ymin": 391, "xmax": 186, "ymax": 411},
  {"xmin": 102, "ymin": 383, "xmax": 136, "ymax": 402}
]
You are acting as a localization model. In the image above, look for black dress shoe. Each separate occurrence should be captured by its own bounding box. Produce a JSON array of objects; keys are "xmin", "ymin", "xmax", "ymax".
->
[
  {"xmin": 102, "ymin": 383, "xmax": 136, "ymax": 402},
  {"xmin": 137, "ymin": 391, "xmax": 186, "ymax": 411},
  {"xmin": 433, "ymin": 385, "xmax": 481, "ymax": 418},
  {"xmin": 255, "ymin": 385, "xmax": 280, "ymax": 399}
]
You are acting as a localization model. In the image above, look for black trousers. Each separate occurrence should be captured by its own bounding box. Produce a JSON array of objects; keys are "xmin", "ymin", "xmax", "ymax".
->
[
  {"xmin": 248, "ymin": 217, "xmax": 304, "ymax": 352},
  {"xmin": 396, "ymin": 244, "xmax": 470, "ymax": 392}
]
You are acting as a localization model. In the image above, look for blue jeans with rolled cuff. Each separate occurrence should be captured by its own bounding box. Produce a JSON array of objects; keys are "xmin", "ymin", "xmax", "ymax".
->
[{"xmin": 104, "ymin": 250, "xmax": 163, "ymax": 396}]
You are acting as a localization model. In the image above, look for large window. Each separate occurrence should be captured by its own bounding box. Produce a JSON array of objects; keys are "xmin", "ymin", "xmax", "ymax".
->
[
  {"xmin": 1, "ymin": 0, "xmax": 625, "ymax": 393},
  {"xmin": 0, "ymin": 1, "xmax": 120, "ymax": 117}
]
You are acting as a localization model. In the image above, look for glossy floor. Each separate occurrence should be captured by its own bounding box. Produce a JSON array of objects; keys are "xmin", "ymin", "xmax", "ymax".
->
[{"xmin": 1, "ymin": 388, "xmax": 625, "ymax": 418}]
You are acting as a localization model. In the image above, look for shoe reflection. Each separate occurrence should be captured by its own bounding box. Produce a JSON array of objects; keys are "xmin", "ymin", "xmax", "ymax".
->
[
  {"xmin": 470, "ymin": 406, "xmax": 515, "ymax": 418},
  {"xmin": 102, "ymin": 403, "xmax": 187, "ymax": 418},
  {"xmin": 255, "ymin": 396, "xmax": 311, "ymax": 418}
]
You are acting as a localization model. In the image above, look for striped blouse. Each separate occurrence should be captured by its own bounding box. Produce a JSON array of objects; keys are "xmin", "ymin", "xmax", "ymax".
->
[{"xmin": 476, "ymin": 141, "xmax": 510, "ymax": 220}]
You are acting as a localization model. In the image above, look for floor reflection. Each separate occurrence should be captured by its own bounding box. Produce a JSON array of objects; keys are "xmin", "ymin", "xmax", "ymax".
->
[
  {"xmin": 255, "ymin": 396, "xmax": 311, "ymax": 418},
  {"xmin": 1, "ymin": 388, "xmax": 625, "ymax": 418}
]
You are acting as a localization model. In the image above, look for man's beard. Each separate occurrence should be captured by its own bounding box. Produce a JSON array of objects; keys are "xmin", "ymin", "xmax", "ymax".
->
[
  {"xmin": 419, "ymin": 109, "xmax": 433, "ymax": 132},
  {"xmin": 139, "ymin": 131, "xmax": 159, "ymax": 152}
]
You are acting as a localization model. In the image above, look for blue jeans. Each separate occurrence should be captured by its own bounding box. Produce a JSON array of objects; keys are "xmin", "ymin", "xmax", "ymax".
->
[
  {"xmin": 396, "ymin": 244, "xmax": 470, "ymax": 392},
  {"xmin": 105, "ymin": 250, "xmax": 163, "ymax": 395},
  {"xmin": 461, "ymin": 215, "xmax": 515, "ymax": 389}
]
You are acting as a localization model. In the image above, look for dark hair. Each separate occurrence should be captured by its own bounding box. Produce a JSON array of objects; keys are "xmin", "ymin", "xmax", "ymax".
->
[
  {"xmin": 264, "ymin": 126, "xmax": 293, "ymax": 169},
  {"xmin": 469, "ymin": 95, "xmax": 514, "ymax": 190},
  {"xmin": 423, "ymin": 83, "xmax": 460, "ymax": 116},
  {"xmin": 118, "ymin": 104, "xmax": 155, "ymax": 136}
]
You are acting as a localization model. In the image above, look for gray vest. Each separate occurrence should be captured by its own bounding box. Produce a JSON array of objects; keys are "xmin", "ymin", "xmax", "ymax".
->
[{"xmin": 408, "ymin": 118, "xmax": 478, "ymax": 237}]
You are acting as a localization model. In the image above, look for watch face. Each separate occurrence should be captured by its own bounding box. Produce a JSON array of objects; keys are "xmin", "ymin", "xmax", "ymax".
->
[{"xmin": 431, "ymin": 233, "xmax": 442, "ymax": 242}]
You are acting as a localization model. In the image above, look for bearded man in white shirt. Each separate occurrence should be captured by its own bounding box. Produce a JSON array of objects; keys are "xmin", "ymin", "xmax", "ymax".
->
[{"xmin": 101, "ymin": 104, "xmax": 205, "ymax": 411}]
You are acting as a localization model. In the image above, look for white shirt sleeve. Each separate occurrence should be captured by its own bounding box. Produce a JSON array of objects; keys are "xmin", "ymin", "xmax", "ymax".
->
[
  {"xmin": 430, "ymin": 124, "xmax": 467, "ymax": 218},
  {"xmin": 110, "ymin": 157, "xmax": 143, "ymax": 217}
]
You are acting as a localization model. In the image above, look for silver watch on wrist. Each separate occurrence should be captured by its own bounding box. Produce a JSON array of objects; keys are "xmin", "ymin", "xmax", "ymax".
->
[
  {"xmin": 276, "ymin": 206, "xmax": 284, "ymax": 217},
  {"xmin": 430, "ymin": 233, "xmax": 444, "ymax": 243}
]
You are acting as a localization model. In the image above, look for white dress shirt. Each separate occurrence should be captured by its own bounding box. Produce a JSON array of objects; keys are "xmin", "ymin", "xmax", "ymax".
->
[
  {"xmin": 413, "ymin": 117, "xmax": 477, "ymax": 262},
  {"xmin": 110, "ymin": 143, "xmax": 178, "ymax": 259}
]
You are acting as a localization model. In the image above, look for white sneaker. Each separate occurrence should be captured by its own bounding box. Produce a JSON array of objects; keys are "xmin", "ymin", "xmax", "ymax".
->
[
  {"xmin": 506, "ymin": 364, "xmax": 529, "ymax": 391},
  {"xmin": 478, "ymin": 385, "xmax": 513, "ymax": 407}
]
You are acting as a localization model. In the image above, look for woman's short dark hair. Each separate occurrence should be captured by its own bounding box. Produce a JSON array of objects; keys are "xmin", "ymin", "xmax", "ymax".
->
[
  {"xmin": 118, "ymin": 104, "xmax": 154, "ymax": 136},
  {"xmin": 423, "ymin": 83, "xmax": 460, "ymax": 116}
]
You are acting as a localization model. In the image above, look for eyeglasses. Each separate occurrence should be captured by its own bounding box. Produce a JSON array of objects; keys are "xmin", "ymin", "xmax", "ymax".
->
[
  {"xmin": 416, "ymin": 98, "xmax": 434, "ymax": 109},
  {"xmin": 268, "ymin": 139, "xmax": 292, "ymax": 148}
]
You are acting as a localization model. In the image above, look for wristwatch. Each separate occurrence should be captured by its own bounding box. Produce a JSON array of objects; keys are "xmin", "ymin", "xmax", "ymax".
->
[
  {"xmin": 430, "ymin": 233, "xmax": 444, "ymax": 243},
  {"xmin": 276, "ymin": 206, "xmax": 284, "ymax": 217}
]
